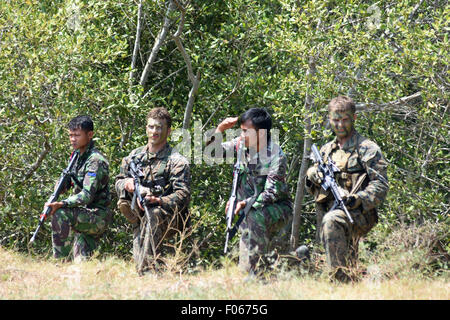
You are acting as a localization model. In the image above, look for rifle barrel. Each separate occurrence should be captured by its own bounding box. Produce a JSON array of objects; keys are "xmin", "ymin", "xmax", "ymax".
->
[{"xmin": 29, "ymin": 152, "xmax": 79, "ymax": 244}]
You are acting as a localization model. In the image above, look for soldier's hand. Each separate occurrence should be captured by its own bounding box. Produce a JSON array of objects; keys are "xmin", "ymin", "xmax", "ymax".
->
[
  {"xmin": 225, "ymin": 200, "xmax": 230, "ymax": 215},
  {"xmin": 145, "ymin": 195, "xmax": 161, "ymax": 206},
  {"xmin": 225, "ymin": 200, "xmax": 246, "ymax": 216},
  {"xmin": 306, "ymin": 166, "xmax": 323, "ymax": 185},
  {"xmin": 124, "ymin": 178, "xmax": 135, "ymax": 193},
  {"xmin": 44, "ymin": 201, "xmax": 64, "ymax": 216},
  {"xmin": 217, "ymin": 117, "xmax": 238, "ymax": 133},
  {"xmin": 234, "ymin": 200, "xmax": 247, "ymax": 216},
  {"xmin": 138, "ymin": 195, "xmax": 161, "ymax": 211},
  {"xmin": 344, "ymin": 194, "xmax": 362, "ymax": 210},
  {"xmin": 140, "ymin": 186, "xmax": 151, "ymax": 198}
]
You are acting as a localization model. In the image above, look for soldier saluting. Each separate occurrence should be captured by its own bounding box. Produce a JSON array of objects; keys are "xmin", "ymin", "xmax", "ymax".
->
[
  {"xmin": 306, "ymin": 96, "xmax": 389, "ymax": 282},
  {"xmin": 210, "ymin": 108, "xmax": 293, "ymax": 277}
]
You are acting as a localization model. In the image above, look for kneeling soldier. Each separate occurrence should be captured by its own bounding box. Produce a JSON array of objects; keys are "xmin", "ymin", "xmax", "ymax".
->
[
  {"xmin": 306, "ymin": 96, "xmax": 389, "ymax": 282},
  {"xmin": 115, "ymin": 107, "xmax": 191, "ymax": 274},
  {"xmin": 209, "ymin": 108, "xmax": 293, "ymax": 276},
  {"xmin": 46, "ymin": 115, "xmax": 111, "ymax": 260}
]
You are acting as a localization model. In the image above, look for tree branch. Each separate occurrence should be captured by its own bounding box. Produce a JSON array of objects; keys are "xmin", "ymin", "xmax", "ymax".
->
[
  {"xmin": 129, "ymin": 0, "xmax": 144, "ymax": 85},
  {"xmin": 142, "ymin": 66, "xmax": 187, "ymax": 100},
  {"xmin": 201, "ymin": 39, "xmax": 246, "ymax": 131},
  {"xmin": 356, "ymin": 91, "xmax": 422, "ymax": 118},
  {"xmin": 182, "ymin": 71, "xmax": 200, "ymax": 129},
  {"xmin": 394, "ymin": 166, "xmax": 450, "ymax": 193},
  {"xmin": 172, "ymin": 2, "xmax": 200, "ymax": 129},
  {"xmin": 23, "ymin": 138, "xmax": 50, "ymax": 182},
  {"xmin": 120, "ymin": 0, "xmax": 144, "ymax": 150},
  {"xmin": 408, "ymin": 0, "xmax": 425, "ymax": 23},
  {"xmin": 139, "ymin": 0, "xmax": 176, "ymax": 87}
]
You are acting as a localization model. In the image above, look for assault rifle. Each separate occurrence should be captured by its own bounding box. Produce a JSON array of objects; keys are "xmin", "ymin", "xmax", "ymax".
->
[
  {"xmin": 224, "ymin": 139, "xmax": 245, "ymax": 254},
  {"xmin": 129, "ymin": 158, "xmax": 164, "ymax": 212},
  {"xmin": 29, "ymin": 151, "xmax": 79, "ymax": 244},
  {"xmin": 128, "ymin": 157, "xmax": 164, "ymax": 274},
  {"xmin": 310, "ymin": 144, "xmax": 354, "ymax": 224}
]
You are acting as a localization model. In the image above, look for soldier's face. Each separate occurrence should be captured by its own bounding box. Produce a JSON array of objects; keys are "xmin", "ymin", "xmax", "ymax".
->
[
  {"xmin": 329, "ymin": 110, "xmax": 356, "ymax": 140},
  {"xmin": 240, "ymin": 119, "xmax": 266, "ymax": 149},
  {"xmin": 68, "ymin": 128, "xmax": 93, "ymax": 152},
  {"xmin": 146, "ymin": 117, "xmax": 171, "ymax": 146}
]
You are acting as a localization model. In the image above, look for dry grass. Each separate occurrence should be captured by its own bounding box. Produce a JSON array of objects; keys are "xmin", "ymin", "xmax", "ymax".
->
[{"xmin": 0, "ymin": 246, "xmax": 448, "ymax": 300}]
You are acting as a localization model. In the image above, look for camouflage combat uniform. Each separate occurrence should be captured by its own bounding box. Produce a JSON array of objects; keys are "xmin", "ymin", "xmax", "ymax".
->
[
  {"xmin": 52, "ymin": 141, "xmax": 111, "ymax": 259},
  {"xmin": 221, "ymin": 138, "xmax": 293, "ymax": 273},
  {"xmin": 306, "ymin": 131, "xmax": 389, "ymax": 277},
  {"xmin": 115, "ymin": 143, "xmax": 191, "ymax": 263}
]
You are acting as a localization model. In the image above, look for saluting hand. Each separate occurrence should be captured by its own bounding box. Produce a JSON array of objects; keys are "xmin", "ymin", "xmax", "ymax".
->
[{"xmin": 216, "ymin": 117, "xmax": 238, "ymax": 133}]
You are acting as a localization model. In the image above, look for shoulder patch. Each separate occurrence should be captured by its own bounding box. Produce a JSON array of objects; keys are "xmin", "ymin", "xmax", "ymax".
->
[{"xmin": 87, "ymin": 172, "xmax": 97, "ymax": 177}]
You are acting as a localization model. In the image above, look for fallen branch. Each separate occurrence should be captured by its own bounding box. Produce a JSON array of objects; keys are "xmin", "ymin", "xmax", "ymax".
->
[{"xmin": 356, "ymin": 91, "xmax": 422, "ymax": 120}]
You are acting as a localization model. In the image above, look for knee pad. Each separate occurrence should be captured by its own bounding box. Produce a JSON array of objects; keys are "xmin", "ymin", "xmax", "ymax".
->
[{"xmin": 117, "ymin": 199, "xmax": 138, "ymax": 224}]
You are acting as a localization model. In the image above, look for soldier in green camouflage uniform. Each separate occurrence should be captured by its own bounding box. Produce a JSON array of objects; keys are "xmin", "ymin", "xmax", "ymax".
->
[
  {"xmin": 115, "ymin": 107, "xmax": 191, "ymax": 271},
  {"xmin": 209, "ymin": 108, "xmax": 293, "ymax": 274},
  {"xmin": 305, "ymin": 96, "xmax": 389, "ymax": 281},
  {"xmin": 46, "ymin": 115, "xmax": 111, "ymax": 260}
]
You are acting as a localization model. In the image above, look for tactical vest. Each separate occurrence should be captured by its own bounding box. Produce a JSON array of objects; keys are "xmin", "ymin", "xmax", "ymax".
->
[
  {"xmin": 324, "ymin": 143, "xmax": 368, "ymax": 194},
  {"xmin": 315, "ymin": 138, "xmax": 369, "ymax": 204},
  {"xmin": 132, "ymin": 149, "xmax": 170, "ymax": 195}
]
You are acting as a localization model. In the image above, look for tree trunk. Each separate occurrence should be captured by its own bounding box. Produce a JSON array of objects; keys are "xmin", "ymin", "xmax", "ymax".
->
[
  {"xmin": 290, "ymin": 57, "xmax": 316, "ymax": 250},
  {"xmin": 139, "ymin": 0, "xmax": 175, "ymax": 87}
]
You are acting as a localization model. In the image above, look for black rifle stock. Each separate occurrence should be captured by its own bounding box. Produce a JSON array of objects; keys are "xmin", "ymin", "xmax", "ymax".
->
[
  {"xmin": 224, "ymin": 139, "xmax": 244, "ymax": 254},
  {"xmin": 310, "ymin": 144, "xmax": 354, "ymax": 224},
  {"xmin": 29, "ymin": 151, "xmax": 79, "ymax": 244}
]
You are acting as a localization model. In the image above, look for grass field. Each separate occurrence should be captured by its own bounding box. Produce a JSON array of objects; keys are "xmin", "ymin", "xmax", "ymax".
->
[{"xmin": 0, "ymin": 247, "xmax": 448, "ymax": 300}]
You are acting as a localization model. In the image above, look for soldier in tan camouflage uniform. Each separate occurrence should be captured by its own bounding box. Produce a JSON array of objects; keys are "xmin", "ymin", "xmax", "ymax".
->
[
  {"xmin": 45, "ymin": 115, "xmax": 111, "ymax": 260},
  {"xmin": 115, "ymin": 107, "xmax": 191, "ymax": 273},
  {"xmin": 305, "ymin": 96, "xmax": 389, "ymax": 282}
]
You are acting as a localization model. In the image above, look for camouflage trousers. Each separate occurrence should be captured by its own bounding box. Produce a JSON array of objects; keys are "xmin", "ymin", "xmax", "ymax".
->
[
  {"xmin": 118, "ymin": 199, "xmax": 186, "ymax": 266},
  {"xmin": 238, "ymin": 201, "xmax": 292, "ymax": 273},
  {"xmin": 319, "ymin": 206, "xmax": 377, "ymax": 276},
  {"xmin": 51, "ymin": 207, "xmax": 109, "ymax": 259}
]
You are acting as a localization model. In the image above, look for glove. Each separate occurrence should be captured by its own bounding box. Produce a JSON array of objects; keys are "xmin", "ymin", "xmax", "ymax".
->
[
  {"xmin": 306, "ymin": 166, "xmax": 324, "ymax": 186},
  {"xmin": 344, "ymin": 194, "xmax": 362, "ymax": 210}
]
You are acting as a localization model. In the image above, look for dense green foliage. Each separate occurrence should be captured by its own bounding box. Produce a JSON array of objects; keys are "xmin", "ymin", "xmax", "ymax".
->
[{"xmin": 0, "ymin": 0, "xmax": 448, "ymax": 272}]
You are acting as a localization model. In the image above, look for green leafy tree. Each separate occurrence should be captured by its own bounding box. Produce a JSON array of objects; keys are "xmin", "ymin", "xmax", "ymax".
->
[{"xmin": 0, "ymin": 0, "xmax": 447, "ymax": 272}]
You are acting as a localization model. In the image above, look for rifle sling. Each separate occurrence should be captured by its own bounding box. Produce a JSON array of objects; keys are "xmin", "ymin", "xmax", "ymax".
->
[{"xmin": 70, "ymin": 173, "xmax": 84, "ymax": 190}]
